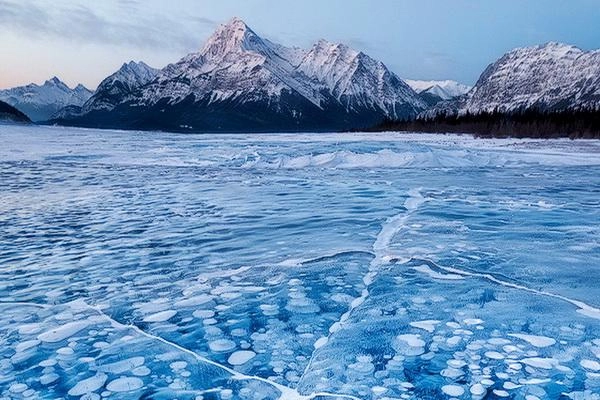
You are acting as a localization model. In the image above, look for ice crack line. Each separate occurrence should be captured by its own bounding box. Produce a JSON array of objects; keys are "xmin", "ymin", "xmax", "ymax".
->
[
  {"xmin": 0, "ymin": 299, "xmax": 359, "ymax": 400},
  {"xmin": 410, "ymin": 258, "xmax": 600, "ymax": 320},
  {"xmin": 299, "ymin": 188, "xmax": 426, "ymax": 383}
]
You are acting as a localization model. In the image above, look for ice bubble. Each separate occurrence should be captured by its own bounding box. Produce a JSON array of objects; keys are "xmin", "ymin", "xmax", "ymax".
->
[
  {"xmin": 504, "ymin": 382, "xmax": 522, "ymax": 390},
  {"xmin": 508, "ymin": 333, "xmax": 556, "ymax": 348},
  {"xmin": 488, "ymin": 338, "xmax": 511, "ymax": 345},
  {"xmin": 314, "ymin": 337, "xmax": 328, "ymax": 349},
  {"xmin": 485, "ymin": 351, "xmax": 505, "ymax": 360},
  {"xmin": 441, "ymin": 368, "xmax": 464, "ymax": 379},
  {"xmin": 9, "ymin": 383, "xmax": 28, "ymax": 393},
  {"xmin": 410, "ymin": 320, "xmax": 440, "ymax": 333},
  {"xmin": 106, "ymin": 377, "xmax": 144, "ymax": 392},
  {"xmin": 38, "ymin": 320, "xmax": 90, "ymax": 343},
  {"xmin": 57, "ymin": 347, "xmax": 74, "ymax": 355},
  {"xmin": 372, "ymin": 386, "xmax": 387, "ymax": 395},
  {"xmin": 441, "ymin": 384, "xmax": 464, "ymax": 397},
  {"xmin": 581, "ymin": 359, "xmax": 600, "ymax": 371},
  {"xmin": 132, "ymin": 366, "xmax": 151, "ymax": 376},
  {"xmin": 228, "ymin": 350, "xmax": 256, "ymax": 366},
  {"xmin": 170, "ymin": 361, "xmax": 188, "ymax": 370},
  {"xmin": 15, "ymin": 339, "xmax": 40, "ymax": 352},
  {"xmin": 68, "ymin": 373, "xmax": 108, "ymax": 396},
  {"xmin": 208, "ymin": 339, "xmax": 236, "ymax": 352},
  {"xmin": 40, "ymin": 373, "xmax": 60, "ymax": 385},
  {"xmin": 175, "ymin": 294, "xmax": 213, "ymax": 308},
  {"xmin": 447, "ymin": 359, "xmax": 467, "ymax": 368},
  {"xmin": 520, "ymin": 357, "xmax": 558, "ymax": 370},
  {"xmin": 99, "ymin": 357, "xmax": 145, "ymax": 374},
  {"xmin": 493, "ymin": 389, "xmax": 510, "ymax": 397},
  {"xmin": 463, "ymin": 318, "xmax": 483, "ymax": 326},
  {"xmin": 192, "ymin": 309, "xmax": 215, "ymax": 319},
  {"xmin": 519, "ymin": 378, "xmax": 550, "ymax": 385},
  {"xmin": 396, "ymin": 334, "xmax": 426, "ymax": 356},
  {"xmin": 143, "ymin": 310, "xmax": 177, "ymax": 322},
  {"xmin": 470, "ymin": 383, "xmax": 486, "ymax": 396},
  {"xmin": 39, "ymin": 359, "xmax": 57, "ymax": 367}
]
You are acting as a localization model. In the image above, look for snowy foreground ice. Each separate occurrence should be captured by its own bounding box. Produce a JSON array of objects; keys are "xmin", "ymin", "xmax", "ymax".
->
[{"xmin": 1, "ymin": 126, "xmax": 600, "ymax": 400}]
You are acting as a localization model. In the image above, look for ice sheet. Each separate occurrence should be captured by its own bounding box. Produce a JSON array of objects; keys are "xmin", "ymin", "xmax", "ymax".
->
[{"xmin": 1, "ymin": 125, "xmax": 600, "ymax": 399}]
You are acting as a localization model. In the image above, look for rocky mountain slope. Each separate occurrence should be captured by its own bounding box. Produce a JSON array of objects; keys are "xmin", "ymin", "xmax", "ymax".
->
[{"xmin": 425, "ymin": 42, "xmax": 600, "ymax": 117}]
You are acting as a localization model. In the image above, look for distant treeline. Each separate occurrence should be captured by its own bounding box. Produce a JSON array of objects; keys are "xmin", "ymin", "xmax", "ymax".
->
[{"xmin": 365, "ymin": 109, "xmax": 600, "ymax": 139}]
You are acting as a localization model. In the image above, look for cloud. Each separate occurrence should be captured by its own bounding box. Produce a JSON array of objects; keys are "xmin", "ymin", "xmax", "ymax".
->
[{"xmin": 0, "ymin": 0, "xmax": 217, "ymax": 52}]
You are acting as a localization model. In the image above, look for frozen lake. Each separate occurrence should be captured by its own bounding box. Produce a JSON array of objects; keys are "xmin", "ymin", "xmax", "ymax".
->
[{"xmin": 1, "ymin": 125, "xmax": 600, "ymax": 399}]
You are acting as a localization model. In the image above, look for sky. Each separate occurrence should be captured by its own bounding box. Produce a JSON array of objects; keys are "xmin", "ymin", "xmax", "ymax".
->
[{"xmin": 1, "ymin": 0, "xmax": 600, "ymax": 90}]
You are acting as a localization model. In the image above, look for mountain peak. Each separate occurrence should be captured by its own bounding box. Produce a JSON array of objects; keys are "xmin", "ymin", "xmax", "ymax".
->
[
  {"xmin": 201, "ymin": 17, "xmax": 261, "ymax": 58},
  {"xmin": 45, "ymin": 76, "xmax": 65, "ymax": 87}
]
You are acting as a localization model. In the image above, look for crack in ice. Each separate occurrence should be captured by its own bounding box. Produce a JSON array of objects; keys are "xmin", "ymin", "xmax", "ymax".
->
[
  {"xmin": 410, "ymin": 258, "xmax": 600, "ymax": 320},
  {"xmin": 298, "ymin": 188, "xmax": 426, "ymax": 386},
  {"xmin": 0, "ymin": 299, "xmax": 359, "ymax": 400}
]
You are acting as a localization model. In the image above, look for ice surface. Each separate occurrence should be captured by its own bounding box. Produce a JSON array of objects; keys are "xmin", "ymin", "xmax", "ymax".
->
[{"xmin": 1, "ymin": 126, "xmax": 600, "ymax": 399}]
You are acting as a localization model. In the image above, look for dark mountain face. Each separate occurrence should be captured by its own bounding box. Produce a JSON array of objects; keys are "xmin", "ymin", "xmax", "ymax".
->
[
  {"xmin": 52, "ymin": 18, "xmax": 426, "ymax": 132},
  {"xmin": 0, "ymin": 100, "xmax": 32, "ymax": 124}
]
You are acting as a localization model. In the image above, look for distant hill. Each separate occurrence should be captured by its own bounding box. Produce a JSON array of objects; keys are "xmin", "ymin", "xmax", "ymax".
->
[
  {"xmin": 0, "ymin": 100, "xmax": 32, "ymax": 124},
  {"xmin": 0, "ymin": 77, "xmax": 92, "ymax": 122}
]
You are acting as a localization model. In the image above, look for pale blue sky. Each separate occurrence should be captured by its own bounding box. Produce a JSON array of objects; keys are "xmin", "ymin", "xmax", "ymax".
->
[{"xmin": 1, "ymin": 0, "xmax": 599, "ymax": 89}]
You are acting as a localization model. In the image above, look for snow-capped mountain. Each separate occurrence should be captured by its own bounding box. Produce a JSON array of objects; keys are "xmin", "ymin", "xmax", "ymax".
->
[
  {"xmin": 405, "ymin": 79, "xmax": 471, "ymax": 100},
  {"xmin": 425, "ymin": 42, "xmax": 600, "ymax": 117},
  {"xmin": 82, "ymin": 61, "xmax": 159, "ymax": 113},
  {"xmin": 55, "ymin": 17, "xmax": 425, "ymax": 132},
  {"xmin": 0, "ymin": 77, "xmax": 92, "ymax": 121},
  {"xmin": 297, "ymin": 40, "xmax": 421, "ymax": 118}
]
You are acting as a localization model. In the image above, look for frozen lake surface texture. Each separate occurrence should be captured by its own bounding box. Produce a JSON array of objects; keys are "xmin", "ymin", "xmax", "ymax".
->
[{"xmin": 2, "ymin": 125, "xmax": 600, "ymax": 400}]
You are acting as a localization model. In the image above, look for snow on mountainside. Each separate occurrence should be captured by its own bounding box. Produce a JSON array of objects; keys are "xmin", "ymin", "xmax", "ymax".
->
[
  {"xmin": 82, "ymin": 61, "xmax": 159, "ymax": 113},
  {"xmin": 297, "ymin": 39, "xmax": 423, "ymax": 116},
  {"xmin": 139, "ymin": 17, "xmax": 324, "ymax": 108},
  {"xmin": 405, "ymin": 80, "xmax": 472, "ymax": 100},
  {"xmin": 58, "ymin": 17, "xmax": 425, "ymax": 132},
  {"xmin": 0, "ymin": 77, "xmax": 92, "ymax": 121},
  {"xmin": 425, "ymin": 42, "xmax": 600, "ymax": 117}
]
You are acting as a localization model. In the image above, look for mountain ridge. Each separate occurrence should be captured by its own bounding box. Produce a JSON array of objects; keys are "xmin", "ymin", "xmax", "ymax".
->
[
  {"xmin": 0, "ymin": 77, "xmax": 92, "ymax": 122},
  {"xmin": 424, "ymin": 42, "xmax": 600, "ymax": 118},
  {"xmin": 51, "ymin": 17, "xmax": 426, "ymax": 132}
]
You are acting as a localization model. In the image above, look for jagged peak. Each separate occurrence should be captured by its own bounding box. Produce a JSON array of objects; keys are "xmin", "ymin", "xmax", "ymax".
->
[
  {"xmin": 74, "ymin": 83, "xmax": 91, "ymax": 92},
  {"xmin": 119, "ymin": 61, "xmax": 155, "ymax": 73},
  {"xmin": 44, "ymin": 76, "xmax": 66, "ymax": 87},
  {"xmin": 200, "ymin": 17, "xmax": 267, "ymax": 59}
]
